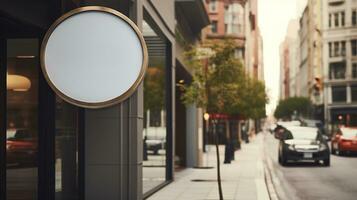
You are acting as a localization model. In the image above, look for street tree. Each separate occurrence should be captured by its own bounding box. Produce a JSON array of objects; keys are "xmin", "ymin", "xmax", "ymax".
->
[
  {"xmin": 180, "ymin": 38, "xmax": 268, "ymax": 200},
  {"xmin": 274, "ymin": 97, "xmax": 312, "ymax": 120}
]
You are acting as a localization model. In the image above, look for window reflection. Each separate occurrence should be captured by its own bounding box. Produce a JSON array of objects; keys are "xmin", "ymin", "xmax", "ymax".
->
[
  {"xmin": 143, "ymin": 20, "xmax": 167, "ymax": 193},
  {"xmin": 55, "ymin": 97, "xmax": 79, "ymax": 200},
  {"xmin": 6, "ymin": 39, "xmax": 39, "ymax": 200}
]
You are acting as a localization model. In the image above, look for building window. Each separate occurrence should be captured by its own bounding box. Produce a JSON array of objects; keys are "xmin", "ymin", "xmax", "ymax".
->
[
  {"xmin": 211, "ymin": 20, "xmax": 218, "ymax": 33},
  {"xmin": 334, "ymin": 41, "xmax": 339, "ymax": 56},
  {"xmin": 352, "ymin": 39, "xmax": 357, "ymax": 56},
  {"xmin": 352, "ymin": 9, "xmax": 357, "ymax": 26},
  {"xmin": 334, "ymin": 13, "xmax": 339, "ymax": 27},
  {"xmin": 351, "ymin": 85, "xmax": 357, "ymax": 102},
  {"xmin": 332, "ymin": 86, "xmax": 347, "ymax": 102},
  {"xmin": 329, "ymin": 62, "xmax": 346, "ymax": 79},
  {"xmin": 341, "ymin": 41, "xmax": 346, "ymax": 56},
  {"xmin": 209, "ymin": 0, "xmax": 217, "ymax": 12},
  {"xmin": 143, "ymin": 19, "xmax": 169, "ymax": 194},
  {"xmin": 6, "ymin": 39, "xmax": 39, "ymax": 200},
  {"xmin": 329, "ymin": 14, "xmax": 332, "ymax": 27},
  {"xmin": 330, "ymin": 41, "xmax": 346, "ymax": 57},
  {"xmin": 341, "ymin": 11, "xmax": 345, "ymax": 26},
  {"xmin": 353, "ymin": 63, "xmax": 357, "ymax": 78},
  {"xmin": 55, "ymin": 98, "xmax": 79, "ymax": 200},
  {"xmin": 329, "ymin": 42, "xmax": 332, "ymax": 57}
]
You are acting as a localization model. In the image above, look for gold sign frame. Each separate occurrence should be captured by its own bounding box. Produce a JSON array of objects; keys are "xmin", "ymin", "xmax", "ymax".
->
[{"xmin": 41, "ymin": 6, "xmax": 148, "ymax": 109}]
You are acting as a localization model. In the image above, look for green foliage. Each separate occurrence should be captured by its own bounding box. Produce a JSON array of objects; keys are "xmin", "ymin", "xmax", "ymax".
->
[
  {"xmin": 241, "ymin": 78, "xmax": 268, "ymax": 119},
  {"xmin": 144, "ymin": 64, "xmax": 165, "ymax": 112},
  {"xmin": 180, "ymin": 38, "xmax": 268, "ymax": 119},
  {"xmin": 274, "ymin": 97, "xmax": 312, "ymax": 119}
]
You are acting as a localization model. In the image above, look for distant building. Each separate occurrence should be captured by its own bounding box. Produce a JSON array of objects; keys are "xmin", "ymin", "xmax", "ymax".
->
[
  {"xmin": 322, "ymin": 0, "xmax": 357, "ymax": 126},
  {"xmin": 202, "ymin": 0, "xmax": 263, "ymax": 80},
  {"xmin": 279, "ymin": 20, "xmax": 299, "ymax": 100},
  {"xmin": 298, "ymin": 0, "xmax": 323, "ymax": 106}
]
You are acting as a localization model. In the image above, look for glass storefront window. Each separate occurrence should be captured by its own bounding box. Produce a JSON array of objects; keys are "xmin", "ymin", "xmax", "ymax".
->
[
  {"xmin": 332, "ymin": 86, "xmax": 347, "ymax": 102},
  {"xmin": 142, "ymin": 20, "xmax": 167, "ymax": 193},
  {"xmin": 6, "ymin": 39, "xmax": 39, "ymax": 200},
  {"xmin": 55, "ymin": 97, "xmax": 79, "ymax": 200}
]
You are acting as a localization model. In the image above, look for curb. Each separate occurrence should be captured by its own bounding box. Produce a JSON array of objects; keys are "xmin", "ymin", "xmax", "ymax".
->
[
  {"xmin": 263, "ymin": 159, "xmax": 279, "ymax": 200},
  {"xmin": 262, "ymin": 132, "xmax": 279, "ymax": 200}
]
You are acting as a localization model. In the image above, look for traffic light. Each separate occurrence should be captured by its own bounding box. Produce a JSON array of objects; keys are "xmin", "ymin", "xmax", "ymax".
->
[{"xmin": 313, "ymin": 77, "xmax": 322, "ymax": 93}]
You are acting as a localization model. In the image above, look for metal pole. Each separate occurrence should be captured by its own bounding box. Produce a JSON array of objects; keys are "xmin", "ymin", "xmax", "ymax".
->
[{"xmin": 214, "ymin": 120, "xmax": 224, "ymax": 200}]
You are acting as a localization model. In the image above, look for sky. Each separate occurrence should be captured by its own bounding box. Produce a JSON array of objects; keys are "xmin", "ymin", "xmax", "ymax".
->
[{"xmin": 258, "ymin": 0, "xmax": 307, "ymax": 116}]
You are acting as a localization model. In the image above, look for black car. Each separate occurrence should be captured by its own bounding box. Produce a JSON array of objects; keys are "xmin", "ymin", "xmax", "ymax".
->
[{"xmin": 278, "ymin": 126, "xmax": 330, "ymax": 166}]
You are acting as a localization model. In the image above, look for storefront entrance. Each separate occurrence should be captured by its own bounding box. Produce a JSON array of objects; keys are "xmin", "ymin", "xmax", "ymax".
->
[{"xmin": 1, "ymin": 13, "xmax": 84, "ymax": 200}]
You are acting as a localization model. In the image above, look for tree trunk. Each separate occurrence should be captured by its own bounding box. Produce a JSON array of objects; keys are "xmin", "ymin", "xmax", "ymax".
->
[{"xmin": 214, "ymin": 121, "xmax": 224, "ymax": 200}]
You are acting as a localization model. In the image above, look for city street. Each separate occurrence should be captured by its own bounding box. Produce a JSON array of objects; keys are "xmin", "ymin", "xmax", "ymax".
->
[{"xmin": 263, "ymin": 132, "xmax": 357, "ymax": 200}]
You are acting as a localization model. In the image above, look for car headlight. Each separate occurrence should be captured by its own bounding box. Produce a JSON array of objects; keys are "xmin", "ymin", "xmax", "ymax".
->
[
  {"xmin": 288, "ymin": 144, "xmax": 295, "ymax": 151},
  {"xmin": 319, "ymin": 143, "xmax": 327, "ymax": 151}
]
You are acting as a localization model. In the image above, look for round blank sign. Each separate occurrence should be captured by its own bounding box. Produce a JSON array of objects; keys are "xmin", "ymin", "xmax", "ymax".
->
[{"xmin": 41, "ymin": 6, "xmax": 148, "ymax": 108}]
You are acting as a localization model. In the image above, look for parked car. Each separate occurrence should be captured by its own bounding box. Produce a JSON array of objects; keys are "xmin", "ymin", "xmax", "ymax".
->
[
  {"xmin": 274, "ymin": 121, "xmax": 301, "ymax": 139},
  {"xmin": 143, "ymin": 127, "xmax": 166, "ymax": 155},
  {"xmin": 6, "ymin": 129, "xmax": 37, "ymax": 166},
  {"xmin": 331, "ymin": 127, "xmax": 357, "ymax": 155},
  {"xmin": 278, "ymin": 126, "xmax": 330, "ymax": 166}
]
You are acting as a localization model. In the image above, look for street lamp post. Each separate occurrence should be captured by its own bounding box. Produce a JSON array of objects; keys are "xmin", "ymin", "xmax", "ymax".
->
[{"xmin": 204, "ymin": 113, "xmax": 210, "ymax": 167}]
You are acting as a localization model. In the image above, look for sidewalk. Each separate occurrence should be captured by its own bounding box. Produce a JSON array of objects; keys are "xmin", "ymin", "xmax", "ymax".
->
[{"xmin": 148, "ymin": 133, "xmax": 270, "ymax": 200}]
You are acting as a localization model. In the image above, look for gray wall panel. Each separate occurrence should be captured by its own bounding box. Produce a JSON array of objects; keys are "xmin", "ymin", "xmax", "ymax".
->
[{"xmin": 84, "ymin": 1, "xmax": 143, "ymax": 199}]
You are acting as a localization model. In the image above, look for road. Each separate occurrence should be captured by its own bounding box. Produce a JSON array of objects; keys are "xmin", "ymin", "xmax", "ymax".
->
[{"xmin": 263, "ymin": 132, "xmax": 357, "ymax": 200}]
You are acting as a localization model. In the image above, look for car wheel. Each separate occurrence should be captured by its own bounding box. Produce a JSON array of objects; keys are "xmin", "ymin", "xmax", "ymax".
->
[
  {"xmin": 323, "ymin": 158, "xmax": 330, "ymax": 166},
  {"xmin": 337, "ymin": 145, "xmax": 344, "ymax": 156},
  {"xmin": 281, "ymin": 153, "xmax": 287, "ymax": 166}
]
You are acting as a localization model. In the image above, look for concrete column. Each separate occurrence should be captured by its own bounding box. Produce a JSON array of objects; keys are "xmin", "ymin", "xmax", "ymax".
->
[
  {"xmin": 82, "ymin": 1, "xmax": 143, "ymax": 199},
  {"xmin": 347, "ymin": 84, "xmax": 351, "ymax": 103},
  {"xmin": 186, "ymin": 104, "xmax": 198, "ymax": 167}
]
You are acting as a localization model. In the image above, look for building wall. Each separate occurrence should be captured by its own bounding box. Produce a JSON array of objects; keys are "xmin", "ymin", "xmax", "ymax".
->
[
  {"xmin": 279, "ymin": 20, "xmax": 299, "ymax": 99},
  {"xmin": 295, "ymin": 0, "xmax": 323, "ymax": 104},
  {"xmin": 322, "ymin": 0, "xmax": 357, "ymax": 125}
]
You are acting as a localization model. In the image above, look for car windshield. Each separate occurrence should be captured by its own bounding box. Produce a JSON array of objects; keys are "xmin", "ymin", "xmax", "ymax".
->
[
  {"xmin": 287, "ymin": 127, "xmax": 318, "ymax": 140},
  {"xmin": 6, "ymin": 130, "xmax": 16, "ymax": 140},
  {"xmin": 341, "ymin": 128, "xmax": 357, "ymax": 137}
]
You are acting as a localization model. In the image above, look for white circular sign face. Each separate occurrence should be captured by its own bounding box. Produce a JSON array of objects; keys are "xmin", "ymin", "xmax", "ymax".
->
[{"xmin": 41, "ymin": 6, "xmax": 147, "ymax": 108}]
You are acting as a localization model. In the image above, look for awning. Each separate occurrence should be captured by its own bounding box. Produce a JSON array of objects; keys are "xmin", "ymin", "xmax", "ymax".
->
[{"xmin": 175, "ymin": 0, "xmax": 210, "ymax": 35}]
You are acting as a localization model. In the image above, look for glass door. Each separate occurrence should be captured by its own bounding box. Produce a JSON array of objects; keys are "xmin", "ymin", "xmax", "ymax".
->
[{"xmin": 6, "ymin": 38, "xmax": 39, "ymax": 200}]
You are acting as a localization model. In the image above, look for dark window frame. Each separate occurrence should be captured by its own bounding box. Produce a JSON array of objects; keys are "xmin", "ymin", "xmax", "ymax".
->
[
  {"xmin": 332, "ymin": 86, "xmax": 347, "ymax": 103},
  {"xmin": 352, "ymin": 39, "xmax": 357, "ymax": 56},
  {"xmin": 142, "ymin": 9, "xmax": 174, "ymax": 199},
  {"xmin": 341, "ymin": 11, "xmax": 345, "ymax": 26},
  {"xmin": 329, "ymin": 62, "xmax": 346, "ymax": 80},
  {"xmin": 351, "ymin": 85, "xmax": 357, "ymax": 102},
  {"xmin": 211, "ymin": 20, "xmax": 218, "ymax": 33},
  {"xmin": 352, "ymin": 9, "xmax": 357, "ymax": 26},
  {"xmin": 0, "ymin": 21, "xmax": 84, "ymax": 200},
  {"xmin": 353, "ymin": 63, "xmax": 357, "ymax": 78},
  {"xmin": 334, "ymin": 13, "xmax": 339, "ymax": 27}
]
